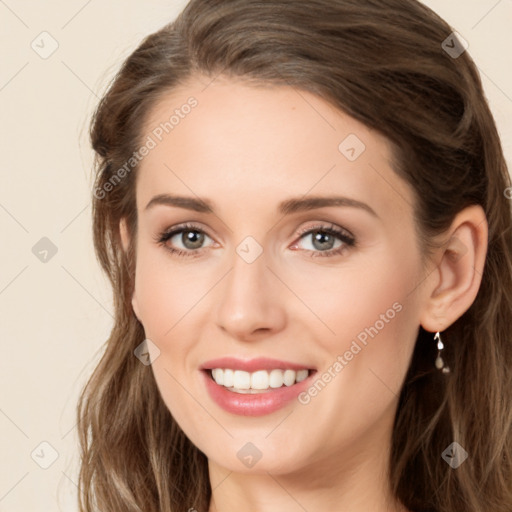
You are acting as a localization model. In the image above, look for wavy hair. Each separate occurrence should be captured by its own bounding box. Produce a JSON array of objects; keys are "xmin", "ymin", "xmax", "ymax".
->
[{"xmin": 77, "ymin": 1, "xmax": 512, "ymax": 511}]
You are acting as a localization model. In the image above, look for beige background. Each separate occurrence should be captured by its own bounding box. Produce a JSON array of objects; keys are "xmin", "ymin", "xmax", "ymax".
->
[{"xmin": 0, "ymin": 1, "xmax": 511, "ymax": 510}]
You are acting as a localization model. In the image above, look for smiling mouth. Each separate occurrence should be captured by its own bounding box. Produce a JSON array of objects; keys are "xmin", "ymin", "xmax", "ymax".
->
[{"xmin": 206, "ymin": 368, "xmax": 315, "ymax": 394}]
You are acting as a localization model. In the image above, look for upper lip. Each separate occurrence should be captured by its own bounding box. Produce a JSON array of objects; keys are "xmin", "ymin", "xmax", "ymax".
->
[{"xmin": 200, "ymin": 357, "xmax": 315, "ymax": 373}]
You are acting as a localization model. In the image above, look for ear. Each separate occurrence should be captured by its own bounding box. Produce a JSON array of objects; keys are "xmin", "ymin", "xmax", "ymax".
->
[
  {"xmin": 419, "ymin": 204, "xmax": 488, "ymax": 332},
  {"xmin": 119, "ymin": 218, "xmax": 141, "ymax": 320},
  {"xmin": 119, "ymin": 217, "xmax": 130, "ymax": 252}
]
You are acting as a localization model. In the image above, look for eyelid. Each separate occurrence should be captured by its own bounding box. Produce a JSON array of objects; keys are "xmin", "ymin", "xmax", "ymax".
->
[
  {"xmin": 289, "ymin": 222, "xmax": 356, "ymax": 257},
  {"xmin": 155, "ymin": 222, "xmax": 353, "ymax": 243},
  {"xmin": 294, "ymin": 222, "xmax": 355, "ymax": 240},
  {"xmin": 155, "ymin": 222, "xmax": 215, "ymax": 244},
  {"xmin": 155, "ymin": 220, "xmax": 356, "ymax": 258}
]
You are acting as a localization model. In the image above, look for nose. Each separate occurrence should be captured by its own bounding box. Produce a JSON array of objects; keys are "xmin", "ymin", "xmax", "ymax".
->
[{"xmin": 215, "ymin": 247, "xmax": 287, "ymax": 341}]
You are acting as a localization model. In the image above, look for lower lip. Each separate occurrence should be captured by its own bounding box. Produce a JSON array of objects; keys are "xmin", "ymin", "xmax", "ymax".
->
[{"xmin": 201, "ymin": 370, "xmax": 315, "ymax": 416}]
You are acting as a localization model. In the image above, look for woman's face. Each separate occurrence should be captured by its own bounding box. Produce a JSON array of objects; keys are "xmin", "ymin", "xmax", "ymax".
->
[{"xmin": 128, "ymin": 76, "xmax": 430, "ymax": 477}]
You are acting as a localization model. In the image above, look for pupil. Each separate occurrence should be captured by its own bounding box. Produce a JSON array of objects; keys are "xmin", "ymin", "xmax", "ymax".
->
[
  {"xmin": 180, "ymin": 231, "xmax": 335, "ymax": 251},
  {"xmin": 313, "ymin": 232, "xmax": 334, "ymax": 250},
  {"xmin": 183, "ymin": 230, "xmax": 204, "ymax": 249}
]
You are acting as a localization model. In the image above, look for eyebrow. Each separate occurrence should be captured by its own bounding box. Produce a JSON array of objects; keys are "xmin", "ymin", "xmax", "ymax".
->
[{"xmin": 144, "ymin": 194, "xmax": 378, "ymax": 218}]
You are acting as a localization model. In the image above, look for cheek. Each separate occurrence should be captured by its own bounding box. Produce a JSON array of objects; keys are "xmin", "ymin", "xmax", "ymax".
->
[
  {"xmin": 290, "ymin": 270, "xmax": 420, "ymax": 450},
  {"xmin": 287, "ymin": 250, "xmax": 417, "ymax": 344},
  {"xmin": 133, "ymin": 253, "xmax": 210, "ymax": 438},
  {"xmin": 133, "ymin": 249, "xmax": 205, "ymax": 339},
  {"xmin": 133, "ymin": 249, "xmax": 214, "ymax": 408},
  {"xmin": 294, "ymin": 252, "xmax": 421, "ymax": 397}
]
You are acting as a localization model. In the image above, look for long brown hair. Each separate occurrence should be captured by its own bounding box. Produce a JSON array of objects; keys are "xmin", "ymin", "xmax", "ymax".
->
[{"xmin": 78, "ymin": 1, "xmax": 512, "ymax": 511}]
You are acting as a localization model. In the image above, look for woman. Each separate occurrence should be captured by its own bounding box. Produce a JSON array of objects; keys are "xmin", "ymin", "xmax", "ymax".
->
[{"xmin": 77, "ymin": 0, "xmax": 512, "ymax": 511}]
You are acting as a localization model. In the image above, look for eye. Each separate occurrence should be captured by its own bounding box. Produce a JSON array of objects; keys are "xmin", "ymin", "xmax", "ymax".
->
[
  {"xmin": 155, "ymin": 223, "xmax": 215, "ymax": 257},
  {"xmin": 155, "ymin": 222, "xmax": 356, "ymax": 259},
  {"xmin": 291, "ymin": 223, "xmax": 356, "ymax": 258}
]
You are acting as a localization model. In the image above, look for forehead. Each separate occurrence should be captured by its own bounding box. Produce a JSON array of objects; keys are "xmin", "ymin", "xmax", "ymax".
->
[{"xmin": 136, "ymin": 75, "xmax": 413, "ymax": 220}]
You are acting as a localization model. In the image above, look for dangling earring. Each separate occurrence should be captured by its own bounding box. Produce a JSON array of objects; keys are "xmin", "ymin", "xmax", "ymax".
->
[{"xmin": 434, "ymin": 331, "xmax": 450, "ymax": 374}]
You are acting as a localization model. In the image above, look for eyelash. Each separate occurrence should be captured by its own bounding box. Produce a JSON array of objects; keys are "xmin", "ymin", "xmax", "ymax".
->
[{"xmin": 154, "ymin": 222, "xmax": 356, "ymax": 259}]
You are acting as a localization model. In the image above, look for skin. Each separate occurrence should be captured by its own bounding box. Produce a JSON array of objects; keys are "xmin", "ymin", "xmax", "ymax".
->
[{"xmin": 120, "ymin": 75, "xmax": 488, "ymax": 512}]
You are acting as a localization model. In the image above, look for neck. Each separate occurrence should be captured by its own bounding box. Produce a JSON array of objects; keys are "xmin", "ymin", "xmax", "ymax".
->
[{"xmin": 207, "ymin": 420, "xmax": 411, "ymax": 512}]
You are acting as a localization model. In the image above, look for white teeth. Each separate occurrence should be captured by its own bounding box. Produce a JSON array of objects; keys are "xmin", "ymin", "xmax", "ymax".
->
[
  {"xmin": 283, "ymin": 369, "xmax": 296, "ymax": 386},
  {"xmin": 223, "ymin": 368, "xmax": 234, "ymax": 387},
  {"xmin": 233, "ymin": 370, "xmax": 251, "ymax": 389},
  {"xmin": 209, "ymin": 368, "xmax": 311, "ymax": 393},
  {"xmin": 212, "ymin": 368, "xmax": 223, "ymax": 385},
  {"xmin": 251, "ymin": 370, "xmax": 269, "ymax": 390},
  {"xmin": 269, "ymin": 369, "xmax": 284, "ymax": 388},
  {"xmin": 296, "ymin": 369, "xmax": 309, "ymax": 382}
]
